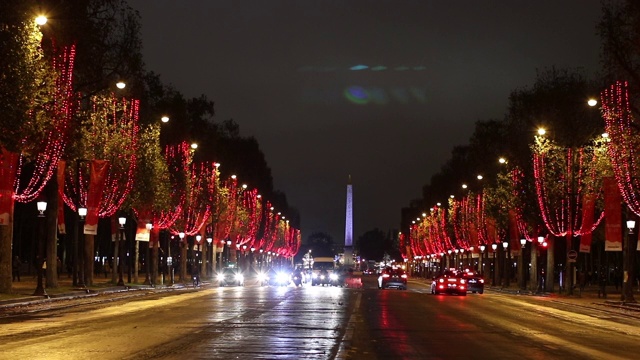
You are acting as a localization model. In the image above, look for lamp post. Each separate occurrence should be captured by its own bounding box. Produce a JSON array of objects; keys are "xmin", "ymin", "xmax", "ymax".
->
[
  {"xmin": 622, "ymin": 219, "xmax": 637, "ymax": 302},
  {"xmin": 242, "ymin": 245, "xmax": 248, "ymax": 271},
  {"xmin": 226, "ymin": 240, "xmax": 232, "ymax": 267},
  {"xmin": 33, "ymin": 200, "xmax": 48, "ymax": 297},
  {"xmin": 491, "ymin": 243, "xmax": 498, "ymax": 286},
  {"xmin": 179, "ymin": 232, "xmax": 185, "ymax": 281},
  {"xmin": 219, "ymin": 240, "xmax": 225, "ymax": 272},
  {"xmin": 519, "ymin": 238, "xmax": 527, "ymax": 290},
  {"xmin": 250, "ymin": 247, "xmax": 255, "ymax": 273},
  {"xmin": 454, "ymin": 249, "xmax": 459, "ymax": 270},
  {"xmin": 144, "ymin": 223, "xmax": 152, "ymax": 285},
  {"xmin": 502, "ymin": 241, "xmax": 510, "ymax": 287},
  {"xmin": 167, "ymin": 235, "xmax": 174, "ymax": 286},
  {"xmin": 259, "ymin": 248, "xmax": 264, "ymax": 271},
  {"xmin": 479, "ymin": 245, "xmax": 485, "ymax": 275},
  {"xmin": 535, "ymin": 236, "xmax": 544, "ymax": 292},
  {"xmin": 207, "ymin": 237, "xmax": 213, "ymax": 278},
  {"xmin": 195, "ymin": 234, "xmax": 202, "ymax": 277},
  {"xmin": 447, "ymin": 249, "xmax": 452, "ymax": 269},
  {"xmin": 117, "ymin": 216, "xmax": 126, "ymax": 286}
]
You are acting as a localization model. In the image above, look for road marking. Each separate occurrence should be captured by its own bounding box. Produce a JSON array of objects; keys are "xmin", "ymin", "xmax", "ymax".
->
[{"xmin": 335, "ymin": 291, "xmax": 361, "ymax": 359}]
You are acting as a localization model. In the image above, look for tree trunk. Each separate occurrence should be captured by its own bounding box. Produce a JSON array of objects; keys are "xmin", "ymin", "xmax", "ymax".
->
[
  {"xmin": 151, "ymin": 238, "xmax": 158, "ymax": 285},
  {"xmin": 180, "ymin": 242, "xmax": 187, "ymax": 282},
  {"xmin": 621, "ymin": 230, "xmax": 636, "ymax": 302},
  {"xmin": 43, "ymin": 177, "xmax": 58, "ymax": 288},
  {"xmin": 0, "ymin": 215, "xmax": 13, "ymax": 293},
  {"xmin": 530, "ymin": 244, "xmax": 538, "ymax": 292},
  {"xmin": 201, "ymin": 242, "xmax": 207, "ymax": 277},
  {"xmin": 134, "ymin": 240, "xmax": 139, "ymax": 284},
  {"xmin": 84, "ymin": 234, "xmax": 94, "ymax": 286},
  {"xmin": 546, "ymin": 237, "xmax": 555, "ymax": 292},
  {"xmin": 112, "ymin": 232, "xmax": 118, "ymax": 284},
  {"xmin": 494, "ymin": 250, "xmax": 501, "ymax": 287}
]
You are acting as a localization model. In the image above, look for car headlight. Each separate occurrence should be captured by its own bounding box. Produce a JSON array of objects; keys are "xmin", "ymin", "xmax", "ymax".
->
[
  {"xmin": 257, "ymin": 273, "xmax": 268, "ymax": 281},
  {"xmin": 277, "ymin": 273, "xmax": 289, "ymax": 283},
  {"xmin": 235, "ymin": 274, "xmax": 244, "ymax": 281},
  {"xmin": 217, "ymin": 274, "xmax": 224, "ymax": 281},
  {"xmin": 320, "ymin": 275, "xmax": 325, "ymax": 280},
  {"xmin": 330, "ymin": 274, "xmax": 338, "ymax": 280},
  {"xmin": 312, "ymin": 273, "xmax": 318, "ymax": 279}
]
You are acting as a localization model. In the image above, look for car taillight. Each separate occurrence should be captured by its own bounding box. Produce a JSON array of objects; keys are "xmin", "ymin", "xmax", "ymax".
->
[
  {"xmin": 438, "ymin": 278, "xmax": 444, "ymax": 283},
  {"xmin": 401, "ymin": 274, "xmax": 408, "ymax": 279},
  {"xmin": 460, "ymin": 279, "xmax": 466, "ymax": 284},
  {"xmin": 479, "ymin": 279, "xmax": 484, "ymax": 283},
  {"xmin": 382, "ymin": 274, "xmax": 390, "ymax": 278}
]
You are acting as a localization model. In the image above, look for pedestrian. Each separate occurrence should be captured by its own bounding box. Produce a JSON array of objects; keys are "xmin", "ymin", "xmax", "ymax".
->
[
  {"xmin": 12, "ymin": 255, "xmax": 21, "ymax": 282},
  {"xmin": 598, "ymin": 268, "xmax": 607, "ymax": 299}
]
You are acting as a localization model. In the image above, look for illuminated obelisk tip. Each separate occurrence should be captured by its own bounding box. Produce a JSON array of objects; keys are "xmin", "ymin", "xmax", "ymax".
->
[{"xmin": 344, "ymin": 175, "xmax": 353, "ymax": 267}]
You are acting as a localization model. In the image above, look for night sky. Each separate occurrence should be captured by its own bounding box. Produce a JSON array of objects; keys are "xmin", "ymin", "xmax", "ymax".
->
[{"xmin": 128, "ymin": 0, "xmax": 602, "ymax": 244}]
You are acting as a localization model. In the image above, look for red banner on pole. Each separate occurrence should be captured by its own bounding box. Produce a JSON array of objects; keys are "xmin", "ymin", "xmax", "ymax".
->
[
  {"xmin": 135, "ymin": 209, "xmax": 151, "ymax": 242},
  {"xmin": 579, "ymin": 194, "xmax": 595, "ymax": 253},
  {"xmin": 84, "ymin": 160, "xmax": 109, "ymax": 235},
  {"xmin": 0, "ymin": 149, "xmax": 18, "ymax": 226},
  {"xmin": 604, "ymin": 177, "xmax": 622, "ymax": 251},
  {"xmin": 57, "ymin": 161, "xmax": 66, "ymax": 234}
]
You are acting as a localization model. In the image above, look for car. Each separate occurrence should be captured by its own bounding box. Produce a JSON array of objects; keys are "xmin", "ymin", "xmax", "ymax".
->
[
  {"xmin": 430, "ymin": 270, "xmax": 467, "ymax": 296},
  {"xmin": 461, "ymin": 270, "xmax": 485, "ymax": 294},
  {"xmin": 377, "ymin": 267, "xmax": 408, "ymax": 290},
  {"xmin": 217, "ymin": 268, "xmax": 244, "ymax": 286}
]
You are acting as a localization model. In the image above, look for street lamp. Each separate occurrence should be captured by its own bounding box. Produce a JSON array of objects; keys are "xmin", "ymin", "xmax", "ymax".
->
[
  {"xmin": 117, "ymin": 217, "xmax": 126, "ymax": 286},
  {"xmin": 226, "ymin": 240, "xmax": 232, "ymax": 267},
  {"xmin": 491, "ymin": 243, "xmax": 498, "ymax": 286},
  {"xmin": 144, "ymin": 222, "xmax": 153, "ymax": 285},
  {"xmin": 623, "ymin": 219, "xmax": 637, "ymax": 302},
  {"xmin": 206, "ymin": 236, "xmax": 213, "ymax": 277},
  {"xmin": 519, "ymin": 239, "xmax": 527, "ymax": 290},
  {"xmin": 179, "ymin": 232, "xmax": 185, "ymax": 280},
  {"xmin": 502, "ymin": 241, "xmax": 509, "ymax": 287},
  {"xmin": 219, "ymin": 240, "xmax": 225, "ymax": 272},
  {"xmin": 33, "ymin": 200, "xmax": 48, "ymax": 297},
  {"xmin": 627, "ymin": 220, "xmax": 636, "ymax": 234},
  {"xmin": 35, "ymin": 15, "xmax": 47, "ymax": 26},
  {"xmin": 479, "ymin": 245, "xmax": 486, "ymax": 275},
  {"xmin": 195, "ymin": 234, "xmax": 202, "ymax": 277}
]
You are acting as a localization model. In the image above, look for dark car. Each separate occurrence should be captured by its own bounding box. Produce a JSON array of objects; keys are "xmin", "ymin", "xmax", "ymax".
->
[
  {"xmin": 430, "ymin": 270, "xmax": 467, "ymax": 296},
  {"xmin": 217, "ymin": 267, "xmax": 244, "ymax": 287},
  {"xmin": 377, "ymin": 268, "xmax": 408, "ymax": 290},
  {"xmin": 461, "ymin": 270, "xmax": 485, "ymax": 294}
]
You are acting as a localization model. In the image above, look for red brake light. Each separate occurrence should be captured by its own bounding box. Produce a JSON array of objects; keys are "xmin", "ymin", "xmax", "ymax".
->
[
  {"xmin": 382, "ymin": 274, "xmax": 390, "ymax": 278},
  {"xmin": 479, "ymin": 279, "xmax": 484, "ymax": 283},
  {"xmin": 401, "ymin": 274, "xmax": 408, "ymax": 279}
]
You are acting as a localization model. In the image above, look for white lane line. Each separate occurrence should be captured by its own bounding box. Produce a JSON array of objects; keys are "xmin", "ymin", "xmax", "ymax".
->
[{"xmin": 335, "ymin": 292, "xmax": 362, "ymax": 359}]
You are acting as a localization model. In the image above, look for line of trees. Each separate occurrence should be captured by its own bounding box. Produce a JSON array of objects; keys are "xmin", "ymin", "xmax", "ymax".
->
[
  {"xmin": 400, "ymin": 0, "xmax": 640, "ymax": 300},
  {"xmin": 0, "ymin": 0, "xmax": 299, "ymax": 293}
]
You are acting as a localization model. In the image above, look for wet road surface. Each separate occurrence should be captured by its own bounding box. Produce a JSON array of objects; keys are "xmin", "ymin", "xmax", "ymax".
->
[{"xmin": 1, "ymin": 277, "xmax": 640, "ymax": 359}]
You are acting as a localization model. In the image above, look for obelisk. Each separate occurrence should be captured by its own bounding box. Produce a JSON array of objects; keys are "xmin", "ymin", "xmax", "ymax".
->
[{"xmin": 344, "ymin": 175, "xmax": 354, "ymax": 267}]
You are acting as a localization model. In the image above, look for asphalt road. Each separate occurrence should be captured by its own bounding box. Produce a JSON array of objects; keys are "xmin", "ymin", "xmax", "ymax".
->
[{"xmin": 1, "ymin": 277, "xmax": 640, "ymax": 359}]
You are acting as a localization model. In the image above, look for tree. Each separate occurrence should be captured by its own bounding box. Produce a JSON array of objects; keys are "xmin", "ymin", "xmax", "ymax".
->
[
  {"xmin": 307, "ymin": 231, "xmax": 335, "ymax": 257},
  {"xmin": 598, "ymin": 0, "xmax": 640, "ymax": 116}
]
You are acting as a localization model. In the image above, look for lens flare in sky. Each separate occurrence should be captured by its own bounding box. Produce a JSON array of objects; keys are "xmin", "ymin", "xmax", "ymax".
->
[{"xmin": 344, "ymin": 86, "xmax": 370, "ymax": 105}]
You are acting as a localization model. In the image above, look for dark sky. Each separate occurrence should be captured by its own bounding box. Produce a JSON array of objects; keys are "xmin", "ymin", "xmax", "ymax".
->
[{"xmin": 128, "ymin": 0, "xmax": 602, "ymax": 244}]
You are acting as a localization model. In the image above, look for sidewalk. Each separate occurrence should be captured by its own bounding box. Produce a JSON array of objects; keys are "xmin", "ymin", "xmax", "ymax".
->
[
  {"xmin": 409, "ymin": 275, "xmax": 640, "ymax": 313},
  {"xmin": 488, "ymin": 283, "xmax": 640, "ymax": 313},
  {"xmin": 0, "ymin": 272, "xmax": 199, "ymax": 309}
]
